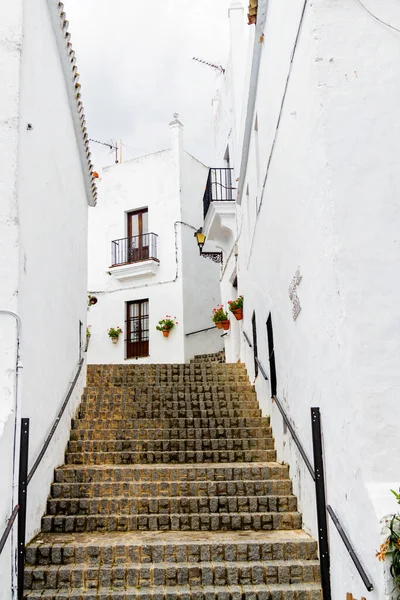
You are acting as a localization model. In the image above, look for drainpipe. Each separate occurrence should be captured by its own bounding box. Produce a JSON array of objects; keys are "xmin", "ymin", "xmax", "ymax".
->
[
  {"xmin": 0, "ymin": 310, "xmax": 23, "ymax": 600},
  {"xmin": 236, "ymin": 0, "xmax": 269, "ymax": 205}
]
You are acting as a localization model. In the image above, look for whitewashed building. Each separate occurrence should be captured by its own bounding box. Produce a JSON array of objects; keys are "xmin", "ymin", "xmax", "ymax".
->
[
  {"xmin": 87, "ymin": 115, "xmax": 223, "ymax": 364},
  {"xmin": 200, "ymin": 1, "xmax": 400, "ymax": 598},
  {"xmin": 0, "ymin": 1, "xmax": 96, "ymax": 597}
]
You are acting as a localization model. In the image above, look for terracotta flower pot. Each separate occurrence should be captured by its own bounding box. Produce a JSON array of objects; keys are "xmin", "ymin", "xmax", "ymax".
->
[
  {"xmin": 215, "ymin": 322, "xmax": 223, "ymax": 330},
  {"xmin": 221, "ymin": 320, "xmax": 230, "ymax": 331},
  {"xmin": 232, "ymin": 308, "xmax": 243, "ymax": 321},
  {"xmin": 111, "ymin": 337, "xmax": 118, "ymax": 344},
  {"xmin": 163, "ymin": 329, "xmax": 170, "ymax": 338}
]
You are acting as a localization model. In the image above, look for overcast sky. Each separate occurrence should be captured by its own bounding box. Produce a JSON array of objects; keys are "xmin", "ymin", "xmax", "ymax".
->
[{"xmin": 66, "ymin": 0, "xmax": 231, "ymax": 169}]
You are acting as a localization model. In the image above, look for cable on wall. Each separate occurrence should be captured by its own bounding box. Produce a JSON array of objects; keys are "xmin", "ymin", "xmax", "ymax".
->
[{"xmin": 354, "ymin": 0, "xmax": 400, "ymax": 34}]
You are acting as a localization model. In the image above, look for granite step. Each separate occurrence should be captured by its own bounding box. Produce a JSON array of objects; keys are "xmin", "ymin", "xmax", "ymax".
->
[
  {"xmin": 24, "ymin": 583, "xmax": 323, "ymax": 599},
  {"xmin": 46, "ymin": 495, "xmax": 298, "ymax": 516},
  {"xmin": 53, "ymin": 463, "xmax": 290, "ymax": 484},
  {"xmin": 69, "ymin": 426, "xmax": 273, "ymax": 441},
  {"xmin": 65, "ymin": 450, "xmax": 277, "ymax": 465},
  {"xmin": 24, "ymin": 558, "xmax": 320, "ymax": 589},
  {"xmin": 77, "ymin": 409, "xmax": 263, "ymax": 420},
  {"xmin": 50, "ymin": 479, "xmax": 293, "ymax": 499},
  {"xmin": 71, "ymin": 417, "xmax": 271, "ymax": 430},
  {"xmin": 66, "ymin": 438, "xmax": 275, "ymax": 454},
  {"xmin": 25, "ymin": 530, "xmax": 318, "ymax": 566},
  {"xmin": 41, "ymin": 511, "xmax": 302, "ymax": 533}
]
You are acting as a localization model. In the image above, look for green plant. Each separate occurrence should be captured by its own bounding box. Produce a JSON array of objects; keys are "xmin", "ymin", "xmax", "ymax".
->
[
  {"xmin": 228, "ymin": 295, "xmax": 243, "ymax": 312},
  {"xmin": 212, "ymin": 305, "xmax": 229, "ymax": 323},
  {"xmin": 86, "ymin": 326, "xmax": 91, "ymax": 338},
  {"xmin": 377, "ymin": 490, "xmax": 400, "ymax": 594},
  {"xmin": 108, "ymin": 326, "xmax": 122, "ymax": 339},
  {"xmin": 156, "ymin": 316, "xmax": 178, "ymax": 331}
]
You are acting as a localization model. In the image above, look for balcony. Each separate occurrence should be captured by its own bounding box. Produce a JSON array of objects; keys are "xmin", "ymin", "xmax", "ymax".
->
[
  {"xmin": 203, "ymin": 168, "xmax": 236, "ymax": 219},
  {"xmin": 110, "ymin": 233, "xmax": 159, "ymax": 281},
  {"xmin": 202, "ymin": 168, "xmax": 236, "ymax": 252}
]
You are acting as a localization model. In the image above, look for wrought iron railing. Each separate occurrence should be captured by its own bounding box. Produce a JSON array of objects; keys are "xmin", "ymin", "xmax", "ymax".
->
[
  {"xmin": 203, "ymin": 168, "xmax": 236, "ymax": 219},
  {"xmin": 111, "ymin": 233, "xmax": 158, "ymax": 267}
]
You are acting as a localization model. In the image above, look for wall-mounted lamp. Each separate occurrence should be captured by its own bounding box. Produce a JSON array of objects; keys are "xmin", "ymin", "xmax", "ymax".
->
[{"xmin": 194, "ymin": 228, "xmax": 223, "ymax": 264}]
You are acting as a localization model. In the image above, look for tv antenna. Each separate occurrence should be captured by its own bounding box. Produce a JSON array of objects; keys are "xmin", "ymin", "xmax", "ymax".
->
[
  {"xmin": 89, "ymin": 138, "xmax": 120, "ymax": 164},
  {"xmin": 192, "ymin": 57, "xmax": 225, "ymax": 74}
]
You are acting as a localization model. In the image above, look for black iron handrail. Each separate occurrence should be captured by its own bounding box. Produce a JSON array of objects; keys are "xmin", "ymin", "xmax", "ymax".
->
[
  {"xmin": 271, "ymin": 395, "xmax": 373, "ymax": 593},
  {"xmin": 0, "ymin": 505, "xmax": 19, "ymax": 555},
  {"xmin": 27, "ymin": 356, "xmax": 85, "ymax": 485},
  {"xmin": 185, "ymin": 326, "xmax": 217, "ymax": 337},
  {"xmin": 272, "ymin": 395, "xmax": 315, "ymax": 479},
  {"xmin": 203, "ymin": 168, "xmax": 236, "ymax": 219},
  {"xmin": 111, "ymin": 232, "xmax": 158, "ymax": 267},
  {"xmin": 255, "ymin": 357, "xmax": 268, "ymax": 380},
  {"xmin": 243, "ymin": 331, "xmax": 252, "ymax": 348},
  {"xmin": 327, "ymin": 506, "xmax": 374, "ymax": 591}
]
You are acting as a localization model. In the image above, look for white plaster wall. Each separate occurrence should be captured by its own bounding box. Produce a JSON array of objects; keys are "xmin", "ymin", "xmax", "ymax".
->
[
  {"xmin": 15, "ymin": 0, "xmax": 90, "ymax": 546},
  {"xmin": 180, "ymin": 152, "xmax": 223, "ymax": 360},
  {"xmin": 88, "ymin": 123, "xmax": 223, "ymax": 364},
  {"xmin": 212, "ymin": 0, "xmax": 400, "ymax": 597},
  {"xmin": 0, "ymin": 2, "xmax": 25, "ymax": 596}
]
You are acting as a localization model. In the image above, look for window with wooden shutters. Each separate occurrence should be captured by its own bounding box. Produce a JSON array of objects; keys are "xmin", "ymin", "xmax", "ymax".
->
[{"xmin": 126, "ymin": 299, "xmax": 149, "ymax": 358}]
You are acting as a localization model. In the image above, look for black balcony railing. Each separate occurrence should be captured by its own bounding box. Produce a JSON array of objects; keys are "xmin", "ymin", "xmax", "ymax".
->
[
  {"xmin": 111, "ymin": 233, "xmax": 158, "ymax": 267},
  {"xmin": 203, "ymin": 168, "xmax": 236, "ymax": 219}
]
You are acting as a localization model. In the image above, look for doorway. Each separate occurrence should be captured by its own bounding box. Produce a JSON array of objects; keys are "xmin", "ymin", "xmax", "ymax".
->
[
  {"xmin": 127, "ymin": 208, "xmax": 149, "ymax": 262},
  {"xmin": 126, "ymin": 299, "xmax": 150, "ymax": 358}
]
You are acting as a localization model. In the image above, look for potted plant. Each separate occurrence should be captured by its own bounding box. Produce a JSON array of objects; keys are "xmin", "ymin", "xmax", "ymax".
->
[
  {"xmin": 212, "ymin": 305, "xmax": 230, "ymax": 330},
  {"xmin": 156, "ymin": 316, "xmax": 178, "ymax": 338},
  {"xmin": 108, "ymin": 326, "xmax": 122, "ymax": 344},
  {"xmin": 228, "ymin": 295, "xmax": 243, "ymax": 320},
  {"xmin": 86, "ymin": 326, "xmax": 91, "ymax": 338}
]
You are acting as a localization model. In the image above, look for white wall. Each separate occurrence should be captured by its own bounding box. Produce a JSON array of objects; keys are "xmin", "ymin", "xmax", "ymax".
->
[
  {"xmin": 88, "ymin": 120, "xmax": 223, "ymax": 364},
  {"xmin": 211, "ymin": 0, "xmax": 400, "ymax": 597},
  {"xmin": 0, "ymin": 1, "xmax": 91, "ymax": 595}
]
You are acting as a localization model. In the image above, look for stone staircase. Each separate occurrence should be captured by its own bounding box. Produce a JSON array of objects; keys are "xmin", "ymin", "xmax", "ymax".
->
[{"xmin": 24, "ymin": 354, "xmax": 322, "ymax": 599}]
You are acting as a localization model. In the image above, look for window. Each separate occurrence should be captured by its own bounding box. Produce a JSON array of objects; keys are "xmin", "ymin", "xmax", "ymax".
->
[
  {"xmin": 127, "ymin": 208, "xmax": 149, "ymax": 262},
  {"xmin": 126, "ymin": 299, "xmax": 149, "ymax": 358},
  {"xmin": 252, "ymin": 311, "xmax": 258, "ymax": 377},
  {"xmin": 266, "ymin": 313, "xmax": 277, "ymax": 396}
]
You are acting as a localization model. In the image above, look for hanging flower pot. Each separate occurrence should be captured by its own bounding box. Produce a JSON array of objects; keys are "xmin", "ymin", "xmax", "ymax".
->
[
  {"xmin": 108, "ymin": 326, "xmax": 122, "ymax": 344},
  {"xmin": 215, "ymin": 322, "xmax": 223, "ymax": 330},
  {"xmin": 221, "ymin": 320, "xmax": 230, "ymax": 331},
  {"xmin": 232, "ymin": 308, "xmax": 243, "ymax": 321},
  {"xmin": 156, "ymin": 316, "xmax": 178, "ymax": 338}
]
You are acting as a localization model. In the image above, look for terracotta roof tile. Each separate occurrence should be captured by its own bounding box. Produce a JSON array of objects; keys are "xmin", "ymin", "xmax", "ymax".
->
[
  {"xmin": 57, "ymin": 2, "xmax": 97, "ymax": 205},
  {"xmin": 248, "ymin": 0, "xmax": 258, "ymax": 24}
]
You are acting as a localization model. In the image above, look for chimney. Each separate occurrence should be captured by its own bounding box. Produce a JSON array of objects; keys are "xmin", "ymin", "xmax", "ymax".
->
[{"xmin": 169, "ymin": 113, "xmax": 184, "ymax": 156}]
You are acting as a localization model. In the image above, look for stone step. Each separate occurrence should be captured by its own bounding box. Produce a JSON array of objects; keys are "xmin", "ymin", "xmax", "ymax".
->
[
  {"xmin": 25, "ymin": 530, "xmax": 318, "ymax": 567},
  {"xmin": 46, "ymin": 495, "xmax": 298, "ymax": 516},
  {"xmin": 83, "ymin": 384, "xmax": 254, "ymax": 395},
  {"xmin": 65, "ymin": 449, "xmax": 277, "ymax": 465},
  {"xmin": 50, "ymin": 479, "xmax": 293, "ymax": 499},
  {"xmin": 86, "ymin": 374, "xmax": 250, "ymax": 386},
  {"xmin": 69, "ymin": 426, "xmax": 273, "ymax": 441},
  {"xmin": 67, "ymin": 438, "xmax": 275, "ymax": 454},
  {"xmin": 41, "ymin": 511, "xmax": 302, "ymax": 533},
  {"xmin": 54, "ymin": 463, "xmax": 290, "ymax": 484},
  {"xmin": 71, "ymin": 417, "xmax": 270, "ymax": 430},
  {"xmin": 80, "ymin": 399, "xmax": 259, "ymax": 411},
  {"xmin": 78, "ymin": 405, "xmax": 260, "ymax": 418},
  {"xmin": 77, "ymin": 409, "xmax": 263, "ymax": 420},
  {"xmin": 24, "ymin": 558, "xmax": 320, "ymax": 589},
  {"xmin": 24, "ymin": 583, "xmax": 323, "ymax": 599}
]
